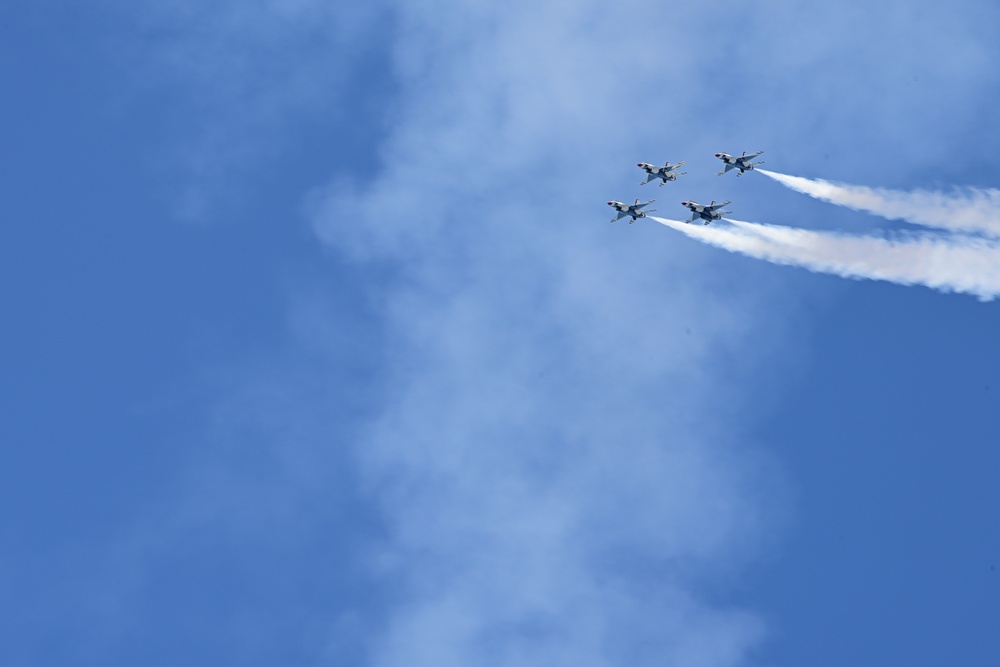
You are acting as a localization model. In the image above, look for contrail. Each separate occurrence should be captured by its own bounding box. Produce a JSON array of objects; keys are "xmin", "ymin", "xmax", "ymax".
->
[
  {"xmin": 651, "ymin": 217, "xmax": 1000, "ymax": 300},
  {"xmin": 759, "ymin": 169, "xmax": 1000, "ymax": 238}
]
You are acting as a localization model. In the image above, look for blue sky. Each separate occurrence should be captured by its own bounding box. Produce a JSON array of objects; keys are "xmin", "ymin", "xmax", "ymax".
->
[{"xmin": 2, "ymin": 0, "xmax": 999, "ymax": 665}]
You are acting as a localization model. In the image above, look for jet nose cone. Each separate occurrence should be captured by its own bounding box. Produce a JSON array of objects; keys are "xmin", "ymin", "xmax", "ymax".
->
[
  {"xmin": 714, "ymin": 153, "xmax": 721, "ymax": 157},
  {"xmin": 637, "ymin": 163, "xmax": 642, "ymax": 167},
  {"xmin": 607, "ymin": 201, "xmax": 613, "ymax": 206},
  {"xmin": 681, "ymin": 202, "xmax": 688, "ymax": 206}
]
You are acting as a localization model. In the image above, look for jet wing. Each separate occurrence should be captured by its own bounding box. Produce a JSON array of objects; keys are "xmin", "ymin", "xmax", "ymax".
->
[{"xmin": 708, "ymin": 200, "xmax": 731, "ymax": 211}]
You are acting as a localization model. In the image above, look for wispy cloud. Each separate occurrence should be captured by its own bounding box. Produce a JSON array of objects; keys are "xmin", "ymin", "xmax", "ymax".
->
[
  {"xmin": 653, "ymin": 217, "xmax": 1000, "ymax": 300},
  {"xmin": 308, "ymin": 1, "xmax": 788, "ymax": 664},
  {"xmin": 760, "ymin": 170, "xmax": 1000, "ymax": 237}
]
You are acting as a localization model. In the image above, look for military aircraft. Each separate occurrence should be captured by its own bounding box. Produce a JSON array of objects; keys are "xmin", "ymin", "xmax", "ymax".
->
[
  {"xmin": 715, "ymin": 150, "xmax": 764, "ymax": 176},
  {"xmin": 637, "ymin": 160, "xmax": 687, "ymax": 187},
  {"xmin": 681, "ymin": 200, "xmax": 732, "ymax": 224},
  {"xmin": 608, "ymin": 198, "xmax": 656, "ymax": 223}
]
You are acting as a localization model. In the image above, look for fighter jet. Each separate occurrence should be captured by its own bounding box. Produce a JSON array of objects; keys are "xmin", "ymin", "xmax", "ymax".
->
[
  {"xmin": 608, "ymin": 198, "xmax": 656, "ymax": 223},
  {"xmin": 681, "ymin": 200, "xmax": 732, "ymax": 225},
  {"xmin": 638, "ymin": 160, "xmax": 687, "ymax": 187},
  {"xmin": 715, "ymin": 150, "xmax": 764, "ymax": 176}
]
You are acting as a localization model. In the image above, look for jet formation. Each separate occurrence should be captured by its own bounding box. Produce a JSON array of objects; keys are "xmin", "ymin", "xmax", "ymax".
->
[{"xmin": 608, "ymin": 150, "xmax": 762, "ymax": 224}]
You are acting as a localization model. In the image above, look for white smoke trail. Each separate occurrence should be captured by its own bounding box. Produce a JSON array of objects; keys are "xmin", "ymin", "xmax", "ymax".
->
[
  {"xmin": 759, "ymin": 169, "xmax": 1000, "ymax": 238},
  {"xmin": 651, "ymin": 217, "xmax": 1000, "ymax": 301}
]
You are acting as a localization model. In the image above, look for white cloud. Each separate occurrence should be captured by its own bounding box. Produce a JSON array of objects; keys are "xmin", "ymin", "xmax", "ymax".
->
[{"xmin": 310, "ymin": 1, "xmax": 790, "ymax": 664}]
